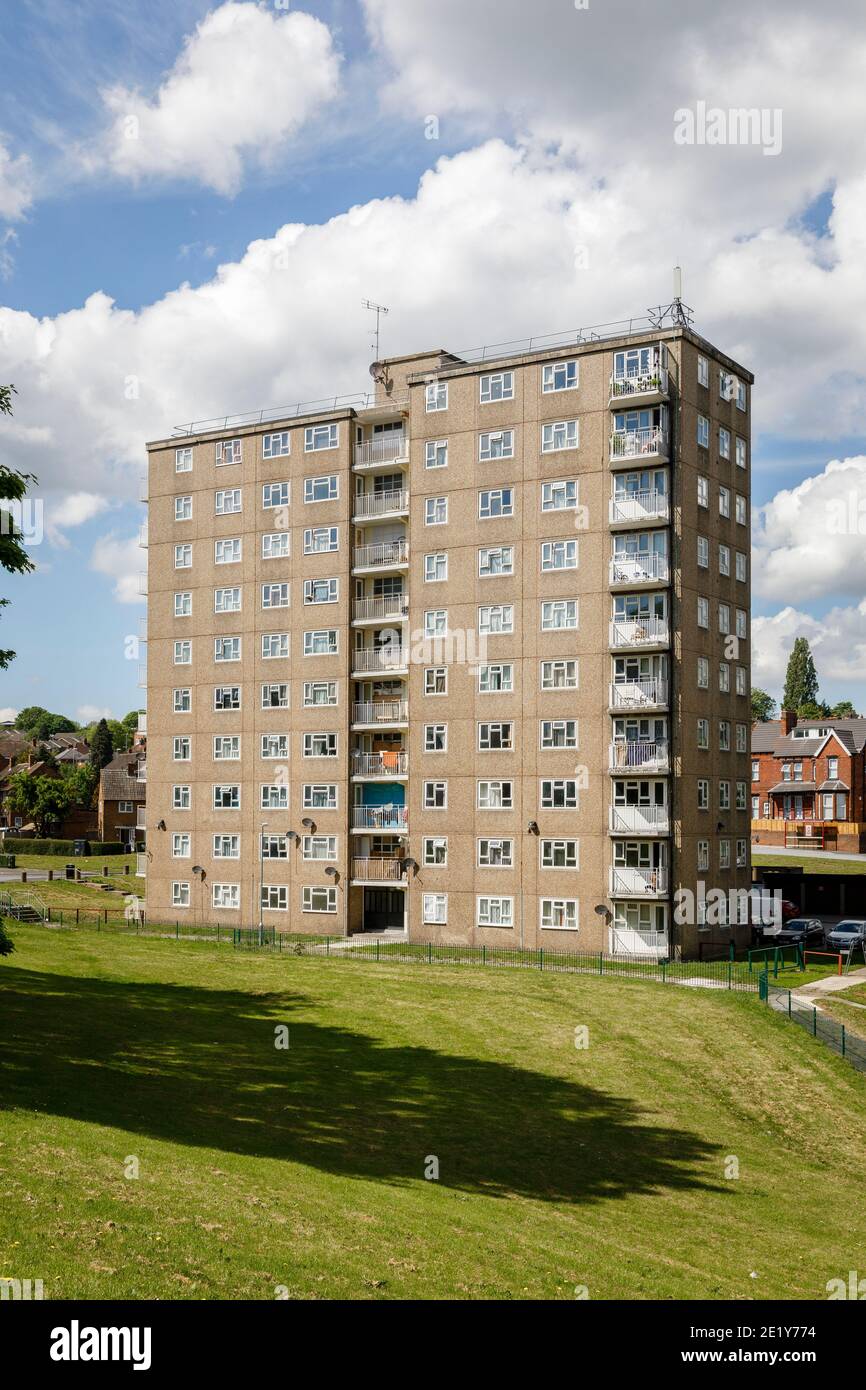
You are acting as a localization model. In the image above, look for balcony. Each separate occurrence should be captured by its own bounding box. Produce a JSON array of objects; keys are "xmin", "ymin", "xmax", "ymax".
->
[
  {"xmin": 609, "ymin": 866, "xmax": 669, "ymax": 898},
  {"xmin": 608, "ymin": 741, "xmax": 670, "ymax": 773},
  {"xmin": 137, "ymin": 711, "xmax": 147, "ymax": 735},
  {"xmin": 138, "ymin": 571, "xmax": 148, "ymax": 596},
  {"xmin": 609, "ymin": 490, "xmax": 669, "ymax": 527},
  {"xmin": 351, "ymin": 857, "xmax": 407, "ymax": 884},
  {"xmin": 608, "ymin": 679, "xmax": 668, "ymax": 711},
  {"xmin": 609, "ymin": 553, "xmax": 670, "ymax": 588},
  {"xmin": 609, "ymin": 425, "xmax": 669, "ymax": 466},
  {"xmin": 609, "ymin": 805, "xmax": 670, "ymax": 835},
  {"xmin": 138, "ymin": 522, "xmax": 148, "ymax": 549},
  {"xmin": 137, "ymin": 762, "xmax": 147, "ymax": 783},
  {"xmin": 351, "ymin": 751, "xmax": 409, "ymax": 779},
  {"xmin": 353, "ymin": 489, "xmax": 409, "ymax": 522},
  {"xmin": 139, "ymin": 472, "xmax": 148, "ymax": 504},
  {"xmin": 352, "ymin": 700, "xmax": 409, "ymax": 728},
  {"xmin": 609, "ymin": 617, "xmax": 670, "ymax": 650},
  {"xmin": 137, "ymin": 664, "xmax": 147, "ymax": 690},
  {"xmin": 352, "ymin": 594, "xmax": 409, "ymax": 625},
  {"xmin": 609, "ymin": 368, "xmax": 669, "ymax": 406},
  {"xmin": 351, "ymin": 646, "xmax": 409, "ymax": 676},
  {"xmin": 136, "ymin": 809, "xmax": 147, "ymax": 831},
  {"xmin": 351, "ymin": 805, "xmax": 409, "ymax": 833},
  {"xmin": 353, "ymin": 539, "xmax": 409, "ymax": 573},
  {"xmin": 136, "ymin": 853, "xmax": 147, "ymax": 878},
  {"xmin": 353, "ymin": 434, "xmax": 408, "ymax": 469}
]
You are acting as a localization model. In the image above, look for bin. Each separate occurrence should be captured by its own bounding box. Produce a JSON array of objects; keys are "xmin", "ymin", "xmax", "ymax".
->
[{"xmin": 65, "ymin": 863, "xmax": 76, "ymax": 881}]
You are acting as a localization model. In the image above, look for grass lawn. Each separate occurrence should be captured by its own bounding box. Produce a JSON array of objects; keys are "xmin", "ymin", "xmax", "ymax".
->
[
  {"xmin": 2, "ymin": 925, "xmax": 865, "ymax": 1300},
  {"xmin": 752, "ymin": 851, "xmax": 866, "ymax": 876}
]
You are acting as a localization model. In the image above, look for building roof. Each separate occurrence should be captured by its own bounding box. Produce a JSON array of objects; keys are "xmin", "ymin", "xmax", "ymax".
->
[
  {"xmin": 752, "ymin": 717, "xmax": 866, "ymax": 757},
  {"xmin": 768, "ymin": 781, "xmax": 817, "ymax": 794},
  {"xmin": 101, "ymin": 769, "xmax": 145, "ymax": 802},
  {"xmin": 55, "ymin": 747, "xmax": 88, "ymax": 763}
]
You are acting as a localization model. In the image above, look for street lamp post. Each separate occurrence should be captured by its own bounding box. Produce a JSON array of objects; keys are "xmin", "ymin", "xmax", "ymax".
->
[{"xmin": 258, "ymin": 822, "xmax": 268, "ymax": 946}]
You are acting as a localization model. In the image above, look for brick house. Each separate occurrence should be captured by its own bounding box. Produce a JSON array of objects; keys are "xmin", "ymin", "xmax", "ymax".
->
[
  {"xmin": 751, "ymin": 711, "xmax": 866, "ymax": 851},
  {"xmin": 98, "ymin": 752, "xmax": 146, "ymax": 847}
]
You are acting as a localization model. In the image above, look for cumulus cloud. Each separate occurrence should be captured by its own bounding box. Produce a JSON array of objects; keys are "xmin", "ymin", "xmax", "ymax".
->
[
  {"xmin": 90, "ymin": 3, "xmax": 340, "ymax": 194},
  {"xmin": 0, "ymin": 707, "xmax": 19, "ymax": 723},
  {"xmin": 753, "ymin": 603, "xmax": 866, "ymax": 695},
  {"xmin": 89, "ymin": 532, "xmax": 144, "ymax": 605},
  {"xmin": 753, "ymin": 457, "xmax": 866, "ymax": 603},
  {"xmin": 76, "ymin": 704, "xmax": 113, "ymax": 723},
  {"xmin": 44, "ymin": 492, "xmax": 112, "ymax": 547},
  {"xmin": 0, "ymin": 137, "xmax": 33, "ymax": 220}
]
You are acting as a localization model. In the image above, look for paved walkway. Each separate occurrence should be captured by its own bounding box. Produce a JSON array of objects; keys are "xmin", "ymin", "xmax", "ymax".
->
[
  {"xmin": 790, "ymin": 966, "xmax": 866, "ymax": 1002},
  {"xmin": 753, "ymin": 844, "xmax": 866, "ymax": 864}
]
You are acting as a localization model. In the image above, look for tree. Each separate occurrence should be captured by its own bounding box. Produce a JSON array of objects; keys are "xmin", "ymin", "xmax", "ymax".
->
[
  {"xmin": 0, "ymin": 385, "xmax": 37, "ymax": 669},
  {"xmin": 14, "ymin": 706, "xmax": 78, "ymax": 741},
  {"xmin": 62, "ymin": 763, "xmax": 98, "ymax": 810},
  {"xmin": 6, "ymin": 771, "xmax": 71, "ymax": 835},
  {"xmin": 782, "ymin": 637, "xmax": 820, "ymax": 713},
  {"xmin": 751, "ymin": 688, "xmax": 776, "ymax": 723},
  {"xmin": 830, "ymin": 700, "xmax": 858, "ymax": 718},
  {"xmin": 797, "ymin": 699, "xmax": 829, "ymax": 719},
  {"xmin": 88, "ymin": 718, "xmax": 114, "ymax": 772}
]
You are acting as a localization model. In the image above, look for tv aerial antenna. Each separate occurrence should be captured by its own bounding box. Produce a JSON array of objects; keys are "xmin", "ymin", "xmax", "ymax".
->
[
  {"xmin": 362, "ymin": 298, "xmax": 389, "ymax": 363},
  {"xmin": 648, "ymin": 266, "xmax": 694, "ymax": 329}
]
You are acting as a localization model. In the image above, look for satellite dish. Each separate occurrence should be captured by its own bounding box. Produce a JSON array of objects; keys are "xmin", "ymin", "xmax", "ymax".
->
[{"xmin": 369, "ymin": 360, "xmax": 383, "ymax": 380}]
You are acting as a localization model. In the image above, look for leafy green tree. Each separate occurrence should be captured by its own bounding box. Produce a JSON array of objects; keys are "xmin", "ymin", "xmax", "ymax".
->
[
  {"xmin": 6, "ymin": 771, "xmax": 71, "ymax": 835},
  {"xmin": 14, "ymin": 706, "xmax": 78, "ymax": 741},
  {"xmin": 0, "ymin": 385, "xmax": 37, "ymax": 669},
  {"xmin": 797, "ymin": 699, "xmax": 830, "ymax": 719},
  {"xmin": 62, "ymin": 764, "xmax": 98, "ymax": 810},
  {"xmin": 782, "ymin": 637, "xmax": 820, "ymax": 713},
  {"xmin": 830, "ymin": 700, "xmax": 858, "ymax": 718},
  {"xmin": 750, "ymin": 688, "xmax": 776, "ymax": 723},
  {"xmin": 88, "ymin": 718, "xmax": 114, "ymax": 771}
]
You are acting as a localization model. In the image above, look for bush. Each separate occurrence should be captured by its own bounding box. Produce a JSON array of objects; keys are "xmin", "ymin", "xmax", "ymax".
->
[
  {"xmin": 0, "ymin": 854, "xmax": 16, "ymax": 868},
  {"xmin": 88, "ymin": 842, "xmax": 126, "ymax": 856},
  {"xmin": 2, "ymin": 838, "xmax": 75, "ymax": 855}
]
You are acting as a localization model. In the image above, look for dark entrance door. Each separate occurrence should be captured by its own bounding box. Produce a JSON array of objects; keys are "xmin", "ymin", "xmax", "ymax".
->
[{"xmin": 364, "ymin": 888, "xmax": 404, "ymax": 932}]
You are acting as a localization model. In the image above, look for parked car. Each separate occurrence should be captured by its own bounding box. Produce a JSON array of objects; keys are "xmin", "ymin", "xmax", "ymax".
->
[
  {"xmin": 754, "ymin": 896, "xmax": 802, "ymax": 935},
  {"xmin": 765, "ymin": 917, "xmax": 824, "ymax": 947},
  {"xmin": 824, "ymin": 919, "xmax": 866, "ymax": 951}
]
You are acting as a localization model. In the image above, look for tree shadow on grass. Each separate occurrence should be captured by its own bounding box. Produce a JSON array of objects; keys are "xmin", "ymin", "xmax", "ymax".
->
[{"xmin": 0, "ymin": 967, "xmax": 726, "ymax": 1205}]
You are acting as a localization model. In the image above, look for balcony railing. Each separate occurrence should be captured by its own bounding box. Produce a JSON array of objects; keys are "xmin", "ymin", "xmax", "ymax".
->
[
  {"xmin": 352, "ymin": 701, "xmax": 409, "ymax": 725},
  {"xmin": 609, "ymin": 679, "xmax": 668, "ymax": 709},
  {"xmin": 351, "ymin": 857, "xmax": 406, "ymax": 882},
  {"xmin": 352, "ymin": 806, "xmax": 409, "ymax": 832},
  {"xmin": 352, "ymin": 751, "xmax": 409, "ymax": 778},
  {"xmin": 137, "ymin": 763, "xmax": 147, "ymax": 783},
  {"xmin": 352, "ymin": 595, "xmax": 408, "ymax": 623},
  {"xmin": 351, "ymin": 646, "xmax": 408, "ymax": 673},
  {"xmin": 137, "ymin": 711, "xmax": 147, "ymax": 734},
  {"xmin": 137, "ymin": 665, "xmax": 147, "ymax": 689},
  {"xmin": 353, "ymin": 434, "xmax": 408, "ymax": 467},
  {"xmin": 609, "ymin": 805, "xmax": 670, "ymax": 834},
  {"xmin": 136, "ymin": 810, "xmax": 147, "ymax": 831},
  {"xmin": 609, "ymin": 490, "xmax": 669, "ymax": 525},
  {"xmin": 608, "ymin": 741, "xmax": 670, "ymax": 773},
  {"xmin": 609, "ymin": 368, "xmax": 669, "ymax": 401},
  {"xmin": 353, "ymin": 489, "xmax": 409, "ymax": 519},
  {"xmin": 610, "ymin": 426, "xmax": 669, "ymax": 461},
  {"xmin": 609, "ymin": 553, "xmax": 670, "ymax": 585},
  {"xmin": 138, "ymin": 523, "xmax": 148, "ymax": 549},
  {"xmin": 353, "ymin": 540, "xmax": 409, "ymax": 570},
  {"xmin": 609, "ymin": 617, "xmax": 670, "ymax": 649},
  {"xmin": 610, "ymin": 866, "xmax": 669, "ymax": 896},
  {"xmin": 138, "ymin": 572, "xmax": 148, "ymax": 596},
  {"xmin": 136, "ymin": 853, "xmax": 147, "ymax": 878}
]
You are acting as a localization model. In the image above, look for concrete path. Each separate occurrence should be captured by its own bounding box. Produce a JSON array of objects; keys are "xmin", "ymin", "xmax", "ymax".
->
[
  {"xmin": 753, "ymin": 844, "xmax": 866, "ymax": 864},
  {"xmin": 790, "ymin": 966, "xmax": 866, "ymax": 1002}
]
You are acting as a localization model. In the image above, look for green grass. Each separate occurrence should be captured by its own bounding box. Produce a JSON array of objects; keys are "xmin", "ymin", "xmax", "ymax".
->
[
  {"xmin": 752, "ymin": 851, "xmax": 866, "ymax": 875},
  {"xmin": 2, "ymin": 924, "xmax": 865, "ymax": 1301},
  {"xmin": 13, "ymin": 853, "xmax": 138, "ymax": 875}
]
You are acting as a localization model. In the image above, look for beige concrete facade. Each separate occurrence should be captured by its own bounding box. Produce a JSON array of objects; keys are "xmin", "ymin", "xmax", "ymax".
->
[{"xmin": 142, "ymin": 325, "xmax": 753, "ymax": 958}]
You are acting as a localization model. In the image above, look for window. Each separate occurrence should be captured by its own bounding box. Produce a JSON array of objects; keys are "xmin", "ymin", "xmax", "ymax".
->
[
  {"xmin": 171, "ymin": 833, "xmax": 190, "ymax": 858},
  {"xmin": 736, "ymin": 839, "xmax": 747, "ymax": 867},
  {"xmin": 477, "ymin": 838, "xmax": 513, "ymax": 868},
  {"xmin": 215, "ymin": 438, "xmax": 241, "ymax": 465},
  {"xmin": 479, "ymin": 429, "xmax": 514, "ymax": 460},
  {"xmin": 479, "ymin": 722, "xmax": 513, "ymax": 751},
  {"xmin": 736, "ymin": 723, "xmax": 748, "ymax": 753},
  {"xmin": 426, "ymin": 496, "xmax": 448, "ymax": 525},
  {"xmin": 173, "ymin": 640, "xmax": 191, "ymax": 665},
  {"xmin": 172, "ymin": 736, "xmax": 191, "ymax": 761},
  {"xmin": 697, "ymin": 779, "xmax": 709, "ymax": 811},
  {"xmin": 541, "ymin": 539, "xmax": 578, "ymax": 571},
  {"xmin": 304, "ymin": 526, "xmax": 338, "ymax": 554},
  {"xmin": 424, "ymin": 667, "xmax": 447, "ymax": 695},
  {"xmin": 542, "ymin": 360, "xmax": 578, "ymax": 393},
  {"xmin": 215, "ymin": 488, "xmax": 241, "ymax": 515},
  {"xmin": 540, "ymin": 720, "xmax": 578, "ymax": 749},
  {"xmin": 719, "ymin": 720, "xmax": 731, "ymax": 752},
  {"xmin": 172, "ymin": 882, "xmax": 190, "ymax": 908},
  {"xmin": 424, "ymin": 609, "xmax": 446, "ymax": 637},
  {"xmin": 262, "ymin": 481, "xmax": 289, "ymax": 510},
  {"xmin": 423, "ymin": 837, "xmax": 448, "ymax": 867},
  {"xmin": 214, "ymin": 735, "xmax": 240, "ymax": 760},
  {"xmin": 719, "ymin": 840, "xmax": 731, "ymax": 869},
  {"xmin": 213, "ymin": 834, "xmax": 240, "ymax": 859},
  {"xmin": 719, "ymin": 781, "xmax": 731, "ymax": 811},
  {"xmin": 211, "ymin": 782, "xmax": 240, "ymax": 811},
  {"xmin": 214, "ymin": 686, "xmax": 241, "ymax": 711},
  {"xmin": 541, "ymin": 599, "xmax": 578, "ymax": 630},
  {"xmin": 302, "ymin": 836, "xmax": 337, "ymax": 861},
  {"xmin": 425, "ymin": 439, "xmax": 448, "ymax": 469},
  {"xmin": 173, "ymin": 688, "xmax": 191, "ymax": 713},
  {"xmin": 697, "ymin": 535, "xmax": 709, "ymax": 568},
  {"xmin": 736, "ymin": 381, "xmax": 747, "ymax": 412},
  {"xmin": 478, "ymin": 604, "xmax": 514, "ymax": 634},
  {"xmin": 424, "ymin": 724, "xmax": 447, "ymax": 752},
  {"xmin": 303, "ymin": 886, "xmax": 337, "ymax": 913},
  {"xmin": 262, "ymin": 633, "xmax": 289, "ymax": 660},
  {"xmin": 540, "ymin": 899, "xmax": 578, "ymax": 931},
  {"xmin": 477, "ymin": 896, "xmax": 513, "ymax": 928},
  {"xmin": 262, "ymin": 583, "xmax": 290, "ymax": 609},
  {"xmin": 480, "ymin": 370, "xmax": 514, "ymax": 402},
  {"xmin": 479, "ymin": 663, "xmax": 513, "ymax": 693},
  {"xmin": 736, "ymin": 667, "xmax": 747, "ymax": 697},
  {"xmin": 697, "ymin": 841, "xmax": 709, "ymax": 872},
  {"xmin": 261, "ymin": 733, "xmax": 289, "ymax": 759},
  {"xmin": 719, "ymin": 544, "xmax": 730, "ymax": 576},
  {"xmin": 479, "ymin": 546, "xmax": 513, "ymax": 577},
  {"xmin": 304, "ymin": 681, "xmax": 337, "ymax": 707},
  {"xmin": 697, "ymin": 719, "xmax": 709, "ymax": 749},
  {"xmin": 215, "ymin": 537, "xmax": 241, "ymax": 564},
  {"xmin": 736, "ymin": 608, "xmax": 747, "ymax": 640},
  {"xmin": 719, "ymin": 427, "xmax": 731, "ymax": 460},
  {"xmin": 172, "ymin": 785, "xmax": 191, "ymax": 810},
  {"xmin": 697, "ymin": 596, "xmax": 709, "ymax": 629},
  {"xmin": 262, "ymin": 682, "xmax": 289, "ymax": 708},
  {"xmin": 304, "ymin": 475, "xmax": 338, "ymax": 503},
  {"xmin": 303, "ymin": 784, "xmax": 337, "ymax": 809},
  {"xmin": 736, "ymin": 782, "xmax": 747, "ymax": 811},
  {"xmin": 425, "ymin": 552, "xmax": 448, "ymax": 582},
  {"xmin": 425, "ymin": 382, "xmax": 448, "ymax": 412},
  {"xmin": 263, "ymin": 430, "xmax": 290, "ymax": 458},
  {"xmin": 257, "ymin": 535, "xmax": 288, "ymax": 566},
  {"xmin": 697, "ymin": 475, "xmax": 708, "ymax": 508},
  {"xmin": 697, "ymin": 415, "xmax": 709, "ymax": 449},
  {"xmin": 735, "ymin": 551, "xmax": 747, "ymax": 582},
  {"xmin": 477, "ymin": 780, "xmax": 513, "ymax": 810},
  {"xmin": 303, "ymin": 732, "xmax": 337, "ymax": 758},
  {"xmin": 718, "ymin": 603, "xmax": 731, "ymax": 635},
  {"xmin": 719, "ymin": 662, "xmax": 730, "ymax": 693},
  {"xmin": 697, "ymin": 355, "xmax": 709, "ymax": 388},
  {"xmin": 305, "ymin": 423, "xmax": 338, "ymax": 451},
  {"xmin": 214, "ymin": 587, "xmax": 241, "ymax": 614},
  {"xmin": 304, "ymin": 628, "xmax": 338, "ymax": 655},
  {"xmin": 542, "ymin": 420, "xmax": 579, "ymax": 452},
  {"xmin": 422, "ymin": 893, "xmax": 447, "ymax": 924},
  {"xmin": 541, "ymin": 779, "xmax": 579, "ymax": 809},
  {"xmin": 541, "ymin": 479, "xmax": 578, "ymax": 511},
  {"xmin": 736, "ymin": 437, "xmax": 747, "ymax": 469},
  {"xmin": 423, "ymin": 781, "xmax": 447, "ymax": 809},
  {"xmin": 697, "ymin": 657, "xmax": 708, "ymax": 689},
  {"xmin": 540, "ymin": 839, "xmax": 578, "ymax": 869},
  {"xmin": 213, "ymin": 883, "xmax": 241, "ymax": 910},
  {"xmin": 175, "ymin": 447, "xmax": 192, "ymax": 472},
  {"xmin": 828, "ymin": 755, "xmax": 839, "ymax": 780},
  {"xmin": 175, "ymin": 495, "xmax": 192, "ymax": 522},
  {"xmin": 261, "ymin": 784, "xmax": 289, "ymax": 809},
  {"xmin": 751, "ymin": 759, "xmax": 761, "ymax": 783},
  {"xmin": 260, "ymin": 886, "xmax": 289, "ymax": 912},
  {"xmin": 541, "ymin": 659, "xmax": 578, "ymax": 690},
  {"xmin": 479, "ymin": 487, "xmax": 514, "ymax": 519},
  {"xmin": 304, "ymin": 578, "xmax": 337, "ymax": 605},
  {"xmin": 718, "ymin": 486, "xmax": 730, "ymax": 518},
  {"xmin": 735, "ymin": 494, "xmax": 747, "ymax": 526},
  {"xmin": 174, "ymin": 592, "xmax": 191, "ymax": 618},
  {"xmin": 174, "ymin": 543, "xmax": 192, "ymax": 569}
]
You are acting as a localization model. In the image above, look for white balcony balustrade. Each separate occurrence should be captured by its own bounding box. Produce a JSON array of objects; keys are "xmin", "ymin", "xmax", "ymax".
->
[
  {"xmin": 353, "ymin": 539, "xmax": 409, "ymax": 570},
  {"xmin": 351, "ymin": 751, "xmax": 409, "ymax": 778},
  {"xmin": 353, "ymin": 434, "xmax": 408, "ymax": 467},
  {"xmin": 610, "ymin": 425, "xmax": 669, "ymax": 462},
  {"xmin": 353, "ymin": 489, "xmax": 409, "ymax": 519},
  {"xmin": 608, "ymin": 679, "xmax": 668, "ymax": 710},
  {"xmin": 352, "ymin": 594, "xmax": 409, "ymax": 623},
  {"xmin": 608, "ymin": 741, "xmax": 670, "ymax": 773},
  {"xmin": 352, "ymin": 700, "xmax": 409, "ymax": 725},
  {"xmin": 609, "ymin": 617, "xmax": 670, "ymax": 649},
  {"xmin": 608, "ymin": 805, "xmax": 670, "ymax": 834},
  {"xmin": 351, "ymin": 857, "xmax": 406, "ymax": 883},
  {"xmin": 609, "ymin": 490, "xmax": 669, "ymax": 525},
  {"xmin": 609, "ymin": 553, "xmax": 670, "ymax": 586},
  {"xmin": 609, "ymin": 367, "xmax": 669, "ymax": 402},
  {"xmin": 610, "ymin": 866, "xmax": 669, "ymax": 896},
  {"xmin": 351, "ymin": 646, "xmax": 408, "ymax": 674},
  {"xmin": 351, "ymin": 806, "xmax": 409, "ymax": 832}
]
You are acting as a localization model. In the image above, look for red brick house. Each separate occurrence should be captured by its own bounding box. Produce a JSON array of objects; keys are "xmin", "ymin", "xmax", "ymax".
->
[
  {"xmin": 98, "ymin": 752, "xmax": 146, "ymax": 848},
  {"xmin": 751, "ymin": 711, "xmax": 866, "ymax": 851}
]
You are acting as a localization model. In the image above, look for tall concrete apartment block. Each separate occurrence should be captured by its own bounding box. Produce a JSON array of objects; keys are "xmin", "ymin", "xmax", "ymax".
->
[{"xmin": 142, "ymin": 321, "xmax": 753, "ymax": 958}]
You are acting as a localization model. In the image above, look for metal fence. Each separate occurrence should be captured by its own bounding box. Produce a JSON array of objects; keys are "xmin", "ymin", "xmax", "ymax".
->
[{"xmin": 764, "ymin": 983, "xmax": 866, "ymax": 1073}]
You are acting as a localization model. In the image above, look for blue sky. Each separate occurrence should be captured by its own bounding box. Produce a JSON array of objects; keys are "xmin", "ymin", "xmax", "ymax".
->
[{"xmin": 2, "ymin": 0, "xmax": 866, "ymax": 721}]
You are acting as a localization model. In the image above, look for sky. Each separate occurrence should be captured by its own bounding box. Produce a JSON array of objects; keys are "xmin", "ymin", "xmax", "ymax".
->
[{"xmin": 2, "ymin": 0, "xmax": 866, "ymax": 724}]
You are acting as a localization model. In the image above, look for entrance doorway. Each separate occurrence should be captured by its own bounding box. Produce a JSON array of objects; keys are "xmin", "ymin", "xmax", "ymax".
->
[{"xmin": 363, "ymin": 887, "xmax": 405, "ymax": 932}]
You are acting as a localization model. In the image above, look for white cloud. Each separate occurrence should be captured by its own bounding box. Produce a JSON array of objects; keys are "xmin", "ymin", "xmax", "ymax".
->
[
  {"xmin": 76, "ymin": 704, "xmax": 113, "ymax": 723},
  {"xmin": 0, "ymin": 707, "xmax": 19, "ymax": 723},
  {"xmin": 753, "ymin": 603, "xmax": 866, "ymax": 696},
  {"xmin": 0, "ymin": 137, "xmax": 33, "ymax": 220},
  {"xmin": 753, "ymin": 457, "xmax": 866, "ymax": 603},
  {"xmin": 89, "ymin": 532, "xmax": 145, "ymax": 605},
  {"xmin": 44, "ymin": 492, "xmax": 112, "ymax": 547},
  {"xmin": 91, "ymin": 2, "xmax": 340, "ymax": 194}
]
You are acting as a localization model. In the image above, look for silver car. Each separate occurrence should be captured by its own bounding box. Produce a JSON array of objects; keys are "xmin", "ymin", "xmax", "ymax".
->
[{"xmin": 824, "ymin": 919, "xmax": 866, "ymax": 950}]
